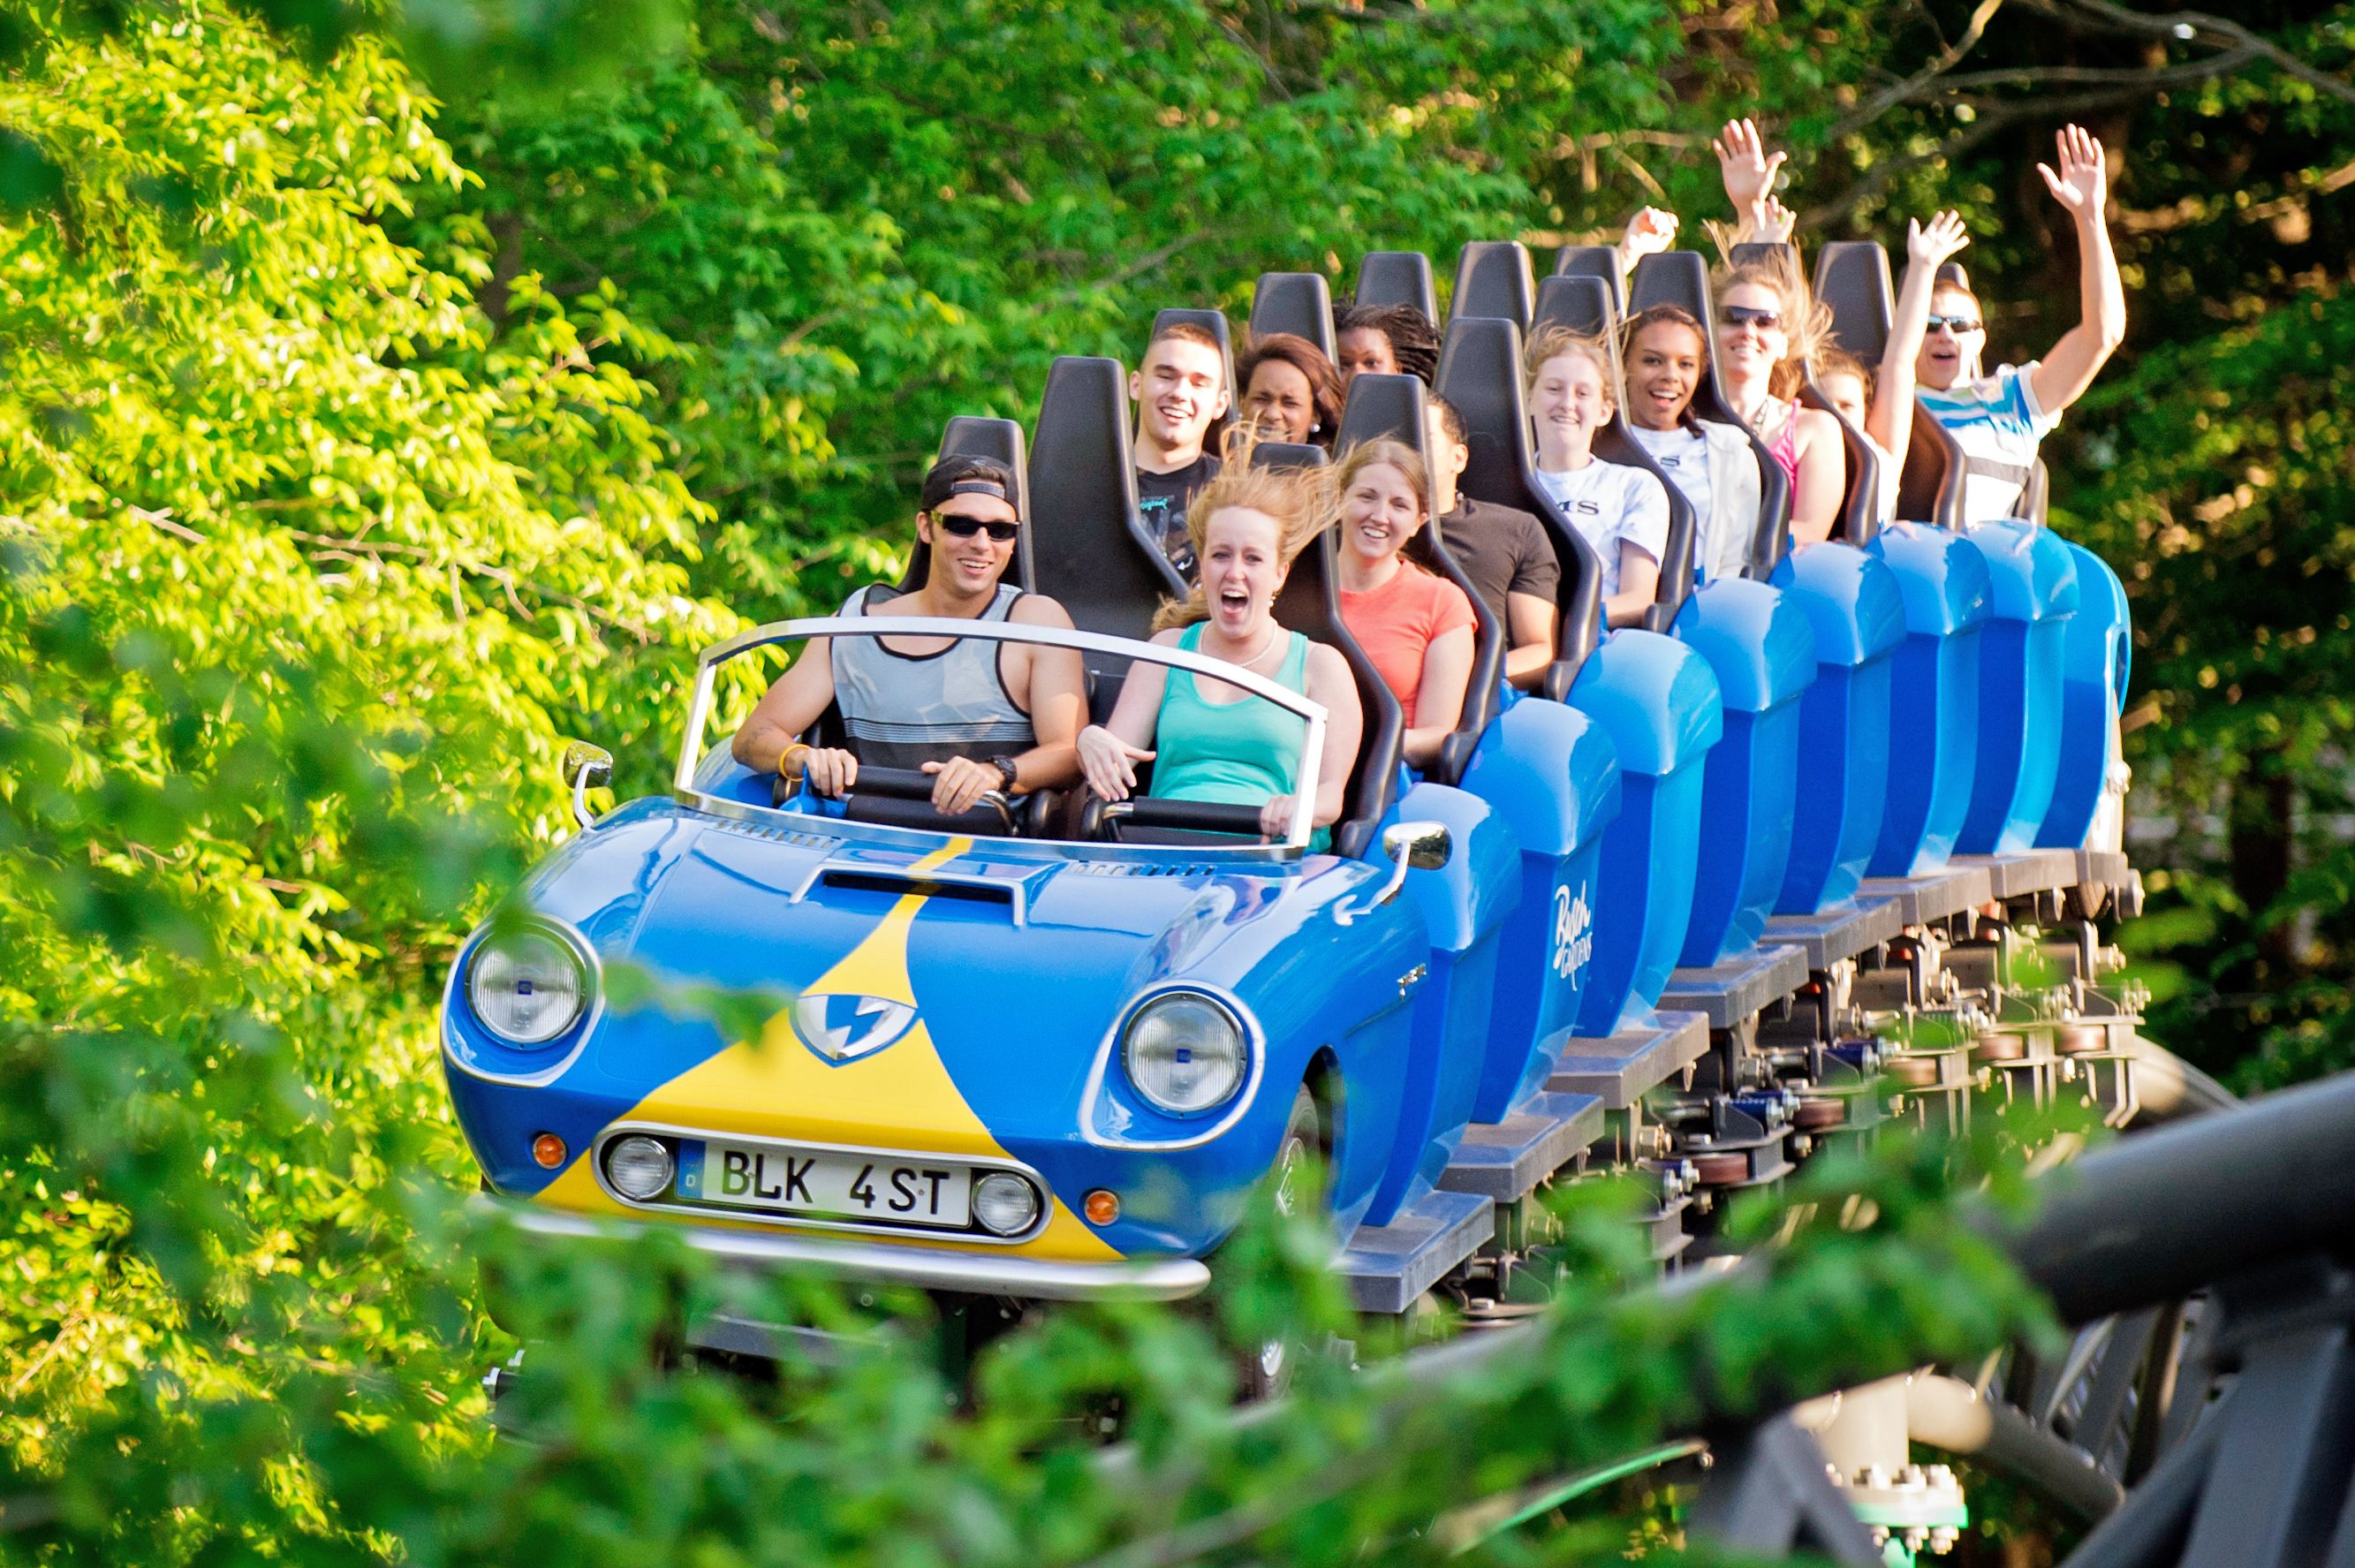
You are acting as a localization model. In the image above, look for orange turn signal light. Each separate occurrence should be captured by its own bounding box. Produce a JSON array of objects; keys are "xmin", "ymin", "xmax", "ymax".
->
[
  {"xmin": 1083, "ymin": 1189, "xmax": 1121, "ymax": 1225},
  {"xmin": 531, "ymin": 1132, "xmax": 568, "ymax": 1170}
]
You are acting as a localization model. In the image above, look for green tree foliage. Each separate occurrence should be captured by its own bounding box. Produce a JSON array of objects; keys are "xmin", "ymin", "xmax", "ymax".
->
[{"xmin": 3, "ymin": 0, "xmax": 2348, "ymax": 1560}]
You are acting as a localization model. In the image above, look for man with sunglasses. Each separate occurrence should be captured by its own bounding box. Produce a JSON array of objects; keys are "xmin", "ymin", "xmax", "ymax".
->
[{"xmin": 732, "ymin": 454, "xmax": 1086, "ymax": 819}]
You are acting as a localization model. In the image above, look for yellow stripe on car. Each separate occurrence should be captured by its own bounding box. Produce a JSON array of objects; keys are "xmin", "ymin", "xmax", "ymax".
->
[{"xmin": 536, "ymin": 837, "xmax": 1123, "ymax": 1262}]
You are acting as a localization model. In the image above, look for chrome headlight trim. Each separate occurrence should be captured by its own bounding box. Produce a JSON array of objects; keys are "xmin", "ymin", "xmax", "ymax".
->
[
  {"xmin": 442, "ymin": 916, "xmax": 604, "ymax": 1087},
  {"xmin": 1120, "ymin": 989, "xmax": 1250, "ymax": 1117},
  {"xmin": 1079, "ymin": 983, "xmax": 1265, "ymax": 1149},
  {"xmin": 466, "ymin": 918, "xmax": 596, "ymax": 1046}
]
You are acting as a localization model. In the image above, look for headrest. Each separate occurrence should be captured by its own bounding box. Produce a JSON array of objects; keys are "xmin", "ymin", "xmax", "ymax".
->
[
  {"xmin": 1814, "ymin": 241, "xmax": 1895, "ymax": 363},
  {"xmin": 1248, "ymin": 441, "xmax": 1329, "ymax": 473},
  {"xmin": 1147, "ymin": 307, "xmax": 1239, "ymax": 413},
  {"xmin": 1250, "ymin": 273, "xmax": 1337, "ymax": 360},
  {"xmin": 1354, "ymin": 252, "xmax": 1438, "ymax": 323},
  {"xmin": 1450, "ymin": 241, "xmax": 1534, "ymax": 331},
  {"xmin": 1532, "ymin": 274, "xmax": 1622, "ymax": 384},
  {"xmin": 1336, "ymin": 370, "xmax": 1431, "ymax": 457},
  {"xmin": 1728, "ymin": 240, "xmax": 1800, "ymax": 276},
  {"xmin": 1553, "ymin": 244, "xmax": 1624, "ymax": 313}
]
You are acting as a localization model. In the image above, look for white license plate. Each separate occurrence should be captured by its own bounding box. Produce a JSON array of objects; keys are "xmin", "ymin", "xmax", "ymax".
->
[{"xmin": 677, "ymin": 1139, "xmax": 973, "ymax": 1228}]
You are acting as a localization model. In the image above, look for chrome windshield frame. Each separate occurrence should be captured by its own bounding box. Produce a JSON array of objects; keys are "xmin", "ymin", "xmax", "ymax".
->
[{"xmin": 678, "ymin": 617, "xmax": 1330, "ymax": 852}]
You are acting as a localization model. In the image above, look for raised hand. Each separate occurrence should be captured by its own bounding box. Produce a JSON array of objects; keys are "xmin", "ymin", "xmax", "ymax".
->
[
  {"xmin": 1906, "ymin": 208, "xmax": 1970, "ymax": 268},
  {"xmin": 2038, "ymin": 124, "xmax": 2109, "ymax": 220},
  {"xmin": 1754, "ymin": 194, "xmax": 1796, "ymax": 245},
  {"xmin": 1712, "ymin": 117, "xmax": 1787, "ymax": 212},
  {"xmin": 1620, "ymin": 205, "xmax": 1680, "ymax": 261}
]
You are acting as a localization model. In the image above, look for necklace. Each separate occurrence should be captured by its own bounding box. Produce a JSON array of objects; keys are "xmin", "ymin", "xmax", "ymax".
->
[{"xmin": 1207, "ymin": 620, "xmax": 1281, "ymax": 669}]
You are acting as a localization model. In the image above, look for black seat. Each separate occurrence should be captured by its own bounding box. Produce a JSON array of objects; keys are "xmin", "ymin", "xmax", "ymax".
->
[
  {"xmin": 1028, "ymin": 357, "xmax": 1185, "ymax": 662},
  {"xmin": 1552, "ymin": 244, "xmax": 1624, "ymax": 315},
  {"xmin": 1508, "ymin": 287, "xmax": 1699, "ymax": 631},
  {"xmin": 1817, "ymin": 240, "xmax": 1965, "ymax": 527},
  {"xmin": 1628, "ymin": 249, "xmax": 1793, "ymax": 577},
  {"xmin": 1353, "ymin": 252, "xmax": 1438, "ymax": 323},
  {"xmin": 1334, "ymin": 372, "xmax": 1503, "ymax": 785},
  {"xmin": 1245, "ymin": 442, "xmax": 1405, "ymax": 860},
  {"xmin": 1433, "ymin": 316, "xmax": 1623, "ymax": 687},
  {"xmin": 1450, "ymin": 241, "xmax": 1534, "ymax": 332},
  {"xmin": 1248, "ymin": 273, "xmax": 1337, "ymax": 360},
  {"xmin": 1148, "ymin": 306, "xmax": 1238, "ymax": 414},
  {"xmin": 900, "ymin": 416, "xmax": 1035, "ymax": 593},
  {"xmin": 1532, "ymin": 272, "xmax": 1626, "ymax": 383}
]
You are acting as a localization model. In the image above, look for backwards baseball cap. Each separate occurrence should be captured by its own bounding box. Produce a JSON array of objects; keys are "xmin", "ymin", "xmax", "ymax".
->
[{"xmin": 920, "ymin": 453, "xmax": 1019, "ymax": 513}]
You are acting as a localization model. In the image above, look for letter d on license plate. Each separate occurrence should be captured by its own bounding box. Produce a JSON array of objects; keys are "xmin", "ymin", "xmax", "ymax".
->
[{"xmin": 679, "ymin": 1138, "xmax": 973, "ymax": 1229}]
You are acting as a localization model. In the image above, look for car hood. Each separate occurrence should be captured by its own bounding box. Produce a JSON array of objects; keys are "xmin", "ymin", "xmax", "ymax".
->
[{"xmin": 519, "ymin": 801, "xmax": 1382, "ymax": 1148}]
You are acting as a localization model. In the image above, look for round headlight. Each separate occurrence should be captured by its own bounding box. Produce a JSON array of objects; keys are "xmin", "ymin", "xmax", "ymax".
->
[
  {"xmin": 972, "ymin": 1172, "xmax": 1041, "ymax": 1237},
  {"xmin": 1122, "ymin": 991, "xmax": 1246, "ymax": 1116},
  {"xmin": 466, "ymin": 924, "xmax": 590, "ymax": 1046},
  {"xmin": 603, "ymin": 1135, "xmax": 673, "ymax": 1201}
]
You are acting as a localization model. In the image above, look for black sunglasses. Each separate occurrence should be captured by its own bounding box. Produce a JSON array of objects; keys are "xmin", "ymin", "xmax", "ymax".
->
[
  {"xmin": 1720, "ymin": 304, "xmax": 1783, "ymax": 330},
  {"xmin": 1926, "ymin": 314, "xmax": 1983, "ymax": 334},
  {"xmin": 935, "ymin": 515, "xmax": 1021, "ymax": 542}
]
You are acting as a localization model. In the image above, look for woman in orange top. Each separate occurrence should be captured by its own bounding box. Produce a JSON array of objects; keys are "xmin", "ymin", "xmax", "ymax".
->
[{"xmin": 1331, "ymin": 439, "xmax": 1477, "ymax": 772}]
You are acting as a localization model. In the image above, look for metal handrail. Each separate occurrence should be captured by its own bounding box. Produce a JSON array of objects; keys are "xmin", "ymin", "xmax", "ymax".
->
[{"xmin": 678, "ymin": 616, "xmax": 1331, "ymax": 851}]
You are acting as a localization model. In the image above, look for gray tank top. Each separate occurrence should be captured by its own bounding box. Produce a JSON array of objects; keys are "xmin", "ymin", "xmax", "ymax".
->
[{"xmin": 829, "ymin": 584, "xmax": 1035, "ymax": 769}]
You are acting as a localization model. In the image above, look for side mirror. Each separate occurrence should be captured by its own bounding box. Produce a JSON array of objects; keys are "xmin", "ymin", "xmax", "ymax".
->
[
  {"xmin": 1382, "ymin": 820, "xmax": 1453, "ymax": 871},
  {"xmin": 560, "ymin": 741, "xmax": 613, "ymax": 830},
  {"xmin": 1339, "ymin": 821, "xmax": 1452, "ymax": 926}
]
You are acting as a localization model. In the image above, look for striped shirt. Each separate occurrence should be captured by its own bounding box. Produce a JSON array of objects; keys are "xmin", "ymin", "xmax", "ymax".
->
[
  {"xmin": 829, "ymin": 584, "xmax": 1034, "ymax": 769},
  {"xmin": 1919, "ymin": 362, "xmax": 2059, "ymax": 525}
]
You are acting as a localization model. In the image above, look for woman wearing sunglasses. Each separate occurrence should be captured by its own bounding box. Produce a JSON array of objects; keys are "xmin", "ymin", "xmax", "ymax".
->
[
  {"xmin": 732, "ymin": 454, "xmax": 1087, "ymax": 819},
  {"xmin": 1917, "ymin": 124, "xmax": 2126, "ymax": 524},
  {"xmin": 1712, "ymin": 259, "xmax": 1848, "ymax": 547}
]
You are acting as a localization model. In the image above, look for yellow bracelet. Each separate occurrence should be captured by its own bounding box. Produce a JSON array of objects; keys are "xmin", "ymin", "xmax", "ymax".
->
[{"xmin": 777, "ymin": 742, "xmax": 812, "ymax": 780}]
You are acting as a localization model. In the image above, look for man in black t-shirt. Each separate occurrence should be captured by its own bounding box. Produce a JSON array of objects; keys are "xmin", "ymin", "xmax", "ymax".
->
[
  {"xmin": 1130, "ymin": 321, "xmax": 1230, "ymax": 579},
  {"xmin": 1427, "ymin": 395, "xmax": 1561, "ymax": 688}
]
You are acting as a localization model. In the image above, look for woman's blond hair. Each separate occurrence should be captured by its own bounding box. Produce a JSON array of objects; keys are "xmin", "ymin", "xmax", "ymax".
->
[
  {"xmin": 1715, "ymin": 254, "xmax": 1832, "ymax": 401},
  {"xmin": 1523, "ymin": 324, "xmax": 1617, "ymax": 415},
  {"xmin": 1150, "ymin": 446, "xmax": 1338, "ymax": 632}
]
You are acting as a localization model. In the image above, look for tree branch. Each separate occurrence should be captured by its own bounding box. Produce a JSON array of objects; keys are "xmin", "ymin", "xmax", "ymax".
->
[
  {"xmin": 2041, "ymin": 0, "xmax": 2355, "ymax": 106},
  {"xmin": 1822, "ymin": 0, "xmax": 2009, "ymax": 144}
]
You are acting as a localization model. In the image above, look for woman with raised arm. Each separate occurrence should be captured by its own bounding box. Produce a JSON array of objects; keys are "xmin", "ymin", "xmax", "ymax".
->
[
  {"xmin": 1078, "ymin": 465, "xmax": 1361, "ymax": 845},
  {"xmin": 1524, "ymin": 327, "xmax": 1670, "ymax": 628},
  {"xmin": 1329, "ymin": 440, "xmax": 1477, "ymax": 772},
  {"xmin": 1814, "ymin": 210, "xmax": 1971, "ymax": 527},
  {"xmin": 1713, "ymin": 257, "xmax": 1848, "ymax": 545},
  {"xmin": 1917, "ymin": 124, "xmax": 2126, "ymax": 523}
]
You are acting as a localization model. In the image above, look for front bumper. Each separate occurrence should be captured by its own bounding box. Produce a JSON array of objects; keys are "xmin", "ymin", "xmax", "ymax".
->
[{"xmin": 472, "ymin": 1194, "xmax": 1212, "ymax": 1302}]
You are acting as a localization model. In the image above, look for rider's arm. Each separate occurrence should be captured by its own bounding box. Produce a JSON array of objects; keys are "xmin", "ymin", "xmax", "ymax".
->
[
  {"xmin": 2030, "ymin": 125, "xmax": 2126, "ymax": 417},
  {"xmin": 1503, "ymin": 591, "xmax": 1558, "ymax": 688},
  {"xmin": 1872, "ymin": 219, "xmax": 1955, "ymax": 466},
  {"xmin": 1788, "ymin": 407, "xmax": 1847, "ymax": 545},
  {"xmin": 1075, "ymin": 630, "xmax": 1174, "ymax": 802},
  {"xmin": 1402, "ymin": 625, "xmax": 1476, "ymax": 770},
  {"xmin": 731, "ymin": 636, "xmax": 836, "ymax": 776},
  {"xmin": 1602, "ymin": 544, "xmax": 1661, "ymax": 629},
  {"xmin": 1001, "ymin": 595, "xmax": 1085, "ymax": 792}
]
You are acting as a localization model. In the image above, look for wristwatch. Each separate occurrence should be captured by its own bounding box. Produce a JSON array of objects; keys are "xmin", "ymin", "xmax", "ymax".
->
[{"xmin": 989, "ymin": 755, "xmax": 1020, "ymax": 792}]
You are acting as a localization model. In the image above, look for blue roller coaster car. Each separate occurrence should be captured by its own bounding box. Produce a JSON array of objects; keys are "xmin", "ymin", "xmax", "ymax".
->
[{"xmin": 446, "ymin": 617, "xmax": 1465, "ymax": 1305}]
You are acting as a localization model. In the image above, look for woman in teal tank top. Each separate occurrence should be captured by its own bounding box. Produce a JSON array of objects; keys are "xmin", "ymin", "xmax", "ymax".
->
[
  {"xmin": 1076, "ymin": 465, "xmax": 1364, "ymax": 846},
  {"xmin": 1152, "ymin": 623, "xmax": 1312, "ymax": 806}
]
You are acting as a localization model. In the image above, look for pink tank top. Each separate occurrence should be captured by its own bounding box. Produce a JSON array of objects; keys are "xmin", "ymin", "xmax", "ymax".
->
[{"xmin": 1765, "ymin": 398, "xmax": 1801, "ymax": 489}]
